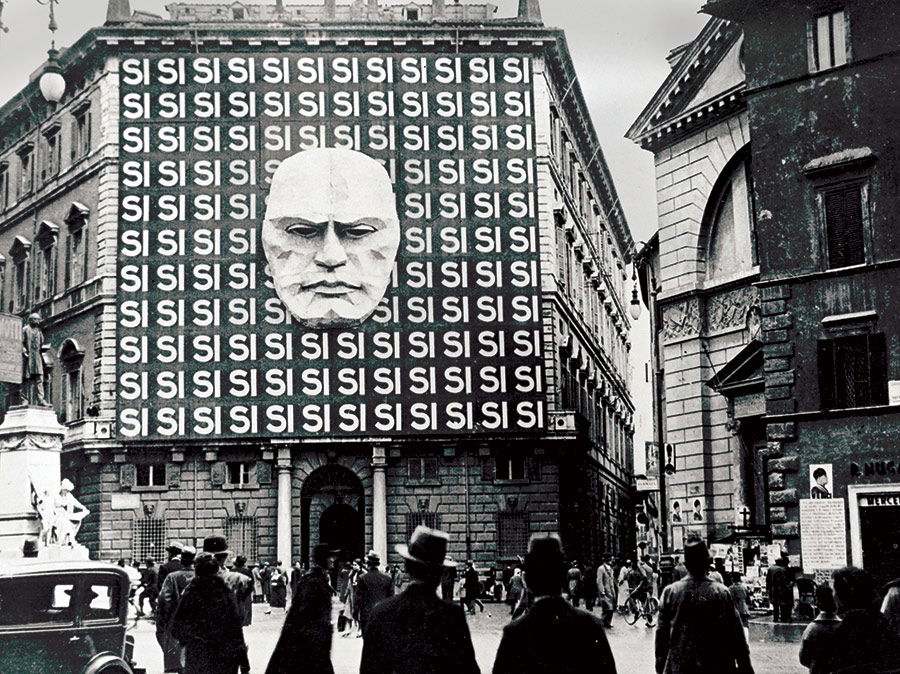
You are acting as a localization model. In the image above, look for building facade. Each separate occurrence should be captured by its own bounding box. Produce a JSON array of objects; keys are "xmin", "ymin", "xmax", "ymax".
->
[
  {"xmin": 634, "ymin": 0, "xmax": 899, "ymax": 585},
  {"xmin": 0, "ymin": 0, "xmax": 635, "ymax": 570}
]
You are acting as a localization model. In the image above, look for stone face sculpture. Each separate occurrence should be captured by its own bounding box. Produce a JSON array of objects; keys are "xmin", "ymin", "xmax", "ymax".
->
[
  {"xmin": 21, "ymin": 314, "xmax": 47, "ymax": 406},
  {"xmin": 262, "ymin": 148, "xmax": 401, "ymax": 329}
]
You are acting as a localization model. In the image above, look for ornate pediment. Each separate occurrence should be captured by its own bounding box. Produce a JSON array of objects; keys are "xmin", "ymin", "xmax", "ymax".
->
[{"xmin": 627, "ymin": 17, "xmax": 745, "ymax": 150}]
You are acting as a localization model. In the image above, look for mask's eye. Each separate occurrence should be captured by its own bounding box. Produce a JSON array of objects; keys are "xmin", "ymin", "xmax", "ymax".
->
[
  {"xmin": 284, "ymin": 222, "xmax": 322, "ymax": 238},
  {"xmin": 339, "ymin": 222, "xmax": 379, "ymax": 239}
]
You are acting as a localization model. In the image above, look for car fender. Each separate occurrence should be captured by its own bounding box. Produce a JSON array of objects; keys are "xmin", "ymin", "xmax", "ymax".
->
[{"xmin": 83, "ymin": 652, "xmax": 133, "ymax": 674}]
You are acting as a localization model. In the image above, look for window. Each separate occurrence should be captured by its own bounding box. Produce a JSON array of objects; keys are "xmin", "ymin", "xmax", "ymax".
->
[
  {"xmin": 227, "ymin": 461, "xmax": 251, "ymax": 486},
  {"xmin": 0, "ymin": 578, "xmax": 75, "ymax": 625},
  {"xmin": 71, "ymin": 103, "xmax": 92, "ymax": 161},
  {"xmin": 497, "ymin": 511, "xmax": 529, "ymax": 559},
  {"xmin": 0, "ymin": 161, "xmax": 8, "ymax": 211},
  {"xmin": 136, "ymin": 463, "xmax": 167, "ymax": 487},
  {"xmin": 232, "ymin": 7, "xmax": 245, "ymax": 20},
  {"xmin": 225, "ymin": 516, "xmax": 258, "ymax": 561},
  {"xmin": 703, "ymin": 150, "xmax": 756, "ymax": 281},
  {"xmin": 823, "ymin": 183, "xmax": 866, "ymax": 268},
  {"xmin": 85, "ymin": 580, "xmax": 120, "ymax": 621},
  {"xmin": 811, "ymin": 9, "xmax": 848, "ymax": 72},
  {"xmin": 41, "ymin": 124, "xmax": 61, "ymax": 183},
  {"xmin": 405, "ymin": 8, "xmax": 420, "ymax": 21},
  {"xmin": 35, "ymin": 221, "xmax": 58, "ymax": 302},
  {"xmin": 17, "ymin": 143, "xmax": 34, "ymax": 196},
  {"xmin": 64, "ymin": 202, "xmax": 90, "ymax": 300},
  {"xmin": 133, "ymin": 517, "xmax": 166, "ymax": 562},
  {"xmin": 407, "ymin": 457, "xmax": 439, "ymax": 483},
  {"xmin": 59, "ymin": 339, "xmax": 85, "ymax": 423},
  {"xmin": 496, "ymin": 455, "xmax": 526, "ymax": 481},
  {"xmin": 405, "ymin": 511, "xmax": 440, "ymax": 541},
  {"xmin": 9, "ymin": 236, "xmax": 31, "ymax": 313},
  {"xmin": 818, "ymin": 333, "xmax": 888, "ymax": 409}
]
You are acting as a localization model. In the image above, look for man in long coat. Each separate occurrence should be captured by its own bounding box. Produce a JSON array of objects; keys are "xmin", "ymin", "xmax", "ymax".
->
[
  {"xmin": 156, "ymin": 546, "xmax": 196, "ymax": 674},
  {"xmin": 355, "ymin": 551, "xmax": 394, "ymax": 636},
  {"xmin": 266, "ymin": 545, "xmax": 335, "ymax": 674},
  {"xmin": 596, "ymin": 554, "xmax": 617, "ymax": 628},
  {"xmin": 158, "ymin": 542, "xmax": 184, "ymax": 588},
  {"xmin": 655, "ymin": 536, "xmax": 754, "ymax": 674},
  {"xmin": 493, "ymin": 535, "xmax": 617, "ymax": 674},
  {"xmin": 361, "ymin": 526, "xmax": 480, "ymax": 674}
]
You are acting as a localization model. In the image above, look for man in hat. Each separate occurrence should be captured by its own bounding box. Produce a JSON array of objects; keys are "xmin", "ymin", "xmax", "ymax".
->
[
  {"xmin": 655, "ymin": 535, "xmax": 754, "ymax": 674},
  {"xmin": 361, "ymin": 526, "xmax": 480, "ymax": 674},
  {"xmin": 440, "ymin": 556, "xmax": 457, "ymax": 603},
  {"xmin": 493, "ymin": 535, "xmax": 617, "ymax": 674},
  {"xmin": 356, "ymin": 550, "xmax": 394, "ymax": 637},
  {"xmin": 596, "ymin": 554, "xmax": 617, "ymax": 628},
  {"xmin": 159, "ymin": 541, "xmax": 184, "ymax": 587},
  {"xmin": 266, "ymin": 544, "xmax": 335, "ymax": 674},
  {"xmin": 157, "ymin": 545, "xmax": 196, "ymax": 673},
  {"xmin": 203, "ymin": 535, "xmax": 253, "ymax": 672},
  {"xmin": 766, "ymin": 553, "xmax": 794, "ymax": 623}
]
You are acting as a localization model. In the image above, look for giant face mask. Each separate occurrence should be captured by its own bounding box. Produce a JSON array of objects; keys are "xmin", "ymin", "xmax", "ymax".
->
[{"xmin": 262, "ymin": 148, "xmax": 401, "ymax": 328}]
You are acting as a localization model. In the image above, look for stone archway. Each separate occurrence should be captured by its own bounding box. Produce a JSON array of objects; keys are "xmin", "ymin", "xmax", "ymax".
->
[{"xmin": 301, "ymin": 464, "xmax": 365, "ymax": 566}]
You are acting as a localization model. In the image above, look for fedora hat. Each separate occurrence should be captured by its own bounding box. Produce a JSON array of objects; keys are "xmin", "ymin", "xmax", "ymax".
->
[
  {"xmin": 683, "ymin": 535, "xmax": 711, "ymax": 566},
  {"xmin": 366, "ymin": 550, "xmax": 381, "ymax": 565},
  {"xmin": 166, "ymin": 541, "xmax": 185, "ymax": 553},
  {"xmin": 524, "ymin": 534, "xmax": 565, "ymax": 572},
  {"xmin": 202, "ymin": 535, "xmax": 230, "ymax": 556},
  {"xmin": 396, "ymin": 525, "xmax": 450, "ymax": 568}
]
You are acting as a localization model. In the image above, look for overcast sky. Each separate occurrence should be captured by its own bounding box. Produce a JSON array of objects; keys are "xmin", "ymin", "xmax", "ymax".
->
[{"xmin": 0, "ymin": 0, "xmax": 710, "ymax": 463}]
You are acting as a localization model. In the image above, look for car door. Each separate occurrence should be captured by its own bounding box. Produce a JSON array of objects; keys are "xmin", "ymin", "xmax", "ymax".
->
[
  {"xmin": 0, "ymin": 573, "xmax": 80, "ymax": 674},
  {"xmin": 74, "ymin": 572, "xmax": 128, "ymax": 665}
]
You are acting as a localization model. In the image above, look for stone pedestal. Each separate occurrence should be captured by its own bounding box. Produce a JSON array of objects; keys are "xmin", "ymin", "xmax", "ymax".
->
[{"xmin": 0, "ymin": 406, "xmax": 66, "ymax": 558}]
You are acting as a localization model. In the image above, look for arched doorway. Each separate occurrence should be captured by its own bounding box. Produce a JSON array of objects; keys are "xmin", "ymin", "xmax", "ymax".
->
[{"xmin": 301, "ymin": 464, "xmax": 365, "ymax": 567}]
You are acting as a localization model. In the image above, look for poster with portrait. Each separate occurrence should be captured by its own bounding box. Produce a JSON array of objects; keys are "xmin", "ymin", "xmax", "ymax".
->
[
  {"xmin": 669, "ymin": 498, "xmax": 686, "ymax": 525},
  {"xmin": 687, "ymin": 496, "xmax": 706, "ymax": 523},
  {"xmin": 115, "ymin": 53, "xmax": 545, "ymax": 440},
  {"xmin": 809, "ymin": 464, "xmax": 833, "ymax": 499}
]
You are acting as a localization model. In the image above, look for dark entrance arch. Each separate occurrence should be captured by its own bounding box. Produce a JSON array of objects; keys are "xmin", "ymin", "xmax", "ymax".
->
[{"xmin": 300, "ymin": 464, "xmax": 365, "ymax": 567}]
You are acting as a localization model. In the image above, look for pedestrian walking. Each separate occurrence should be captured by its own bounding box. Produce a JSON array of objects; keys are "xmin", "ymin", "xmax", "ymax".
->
[
  {"xmin": 799, "ymin": 583, "xmax": 840, "ymax": 674},
  {"xmin": 582, "ymin": 565, "xmax": 598, "ymax": 612},
  {"xmin": 267, "ymin": 561, "xmax": 288, "ymax": 613},
  {"xmin": 251, "ymin": 563, "xmax": 264, "ymax": 603},
  {"xmin": 655, "ymin": 536, "xmax": 753, "ymax": 674},
  {"xmin": 507, "ymin": 568, "xmax": 524, "ymax": 615},
  {"xmin": 159, "ymin": 542, "xmax": 185, "ymax": 588},
  {"xmin": 616, "ymin": 560, "xmax": 630, "ymax": 611},
  {"xmin": 728, "ymin": 572, "xmax": 751, "ymax": 641},
  {"xmin": 566, "ymin": 561, "xmax": 583, "ymax": 606},
  {"xmin": 596, "ymin": 555, "xmax": 617, "ymax": 628},
  {"xmin": 356, "ymin": 551, "xmax": 394, "ymax": 637},
  {"xmin": 266, "ymin": 544, "xmax": 336, "ymax": 674},
  {"xmin": 493, "ymin": 535, "xmax": 617, "ymax": 674},
  {"xmin": 261, "ymin": 561, "xmax": 272, "ymax": 604},
  {"xmin": 463, "ymin": 561, "xmax": 484, "ymax": 614},
  {"xmin": 156, "ymin": 546, "xmax": 197, "ymax": 674},
  {"xmin": 290, "ymin": 561, "xmax": 303, "ymax": 599},
  {"xmin": 766, "ymin": 554, "xmax": 794, "ymax": 622},
  {"xmin": 360, "ymin": 525, "xmax": 480, "ymax": 674},
  {"xmin": 138, "ymin": 557, "xmax": 160, "ymax": 617},
  {"xmin": 815, "ymin": 566, "xmax": 900, "ymax": 674},
  {"xmin": 171, "ymin": 553, "xmax": 249, "ymax": 674},
  {"xmin": 440, "ymin": 557, "xmax": 457, "ymax": 603},
  {"xmin": 231, "ymin": 555, "xmax": 254, "ymax": 627}
]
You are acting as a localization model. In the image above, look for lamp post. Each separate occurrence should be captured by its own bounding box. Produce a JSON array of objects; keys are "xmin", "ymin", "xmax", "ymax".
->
[{"xmin": 36, "ymin": 0, "xmax": 66, "ymax": 104}]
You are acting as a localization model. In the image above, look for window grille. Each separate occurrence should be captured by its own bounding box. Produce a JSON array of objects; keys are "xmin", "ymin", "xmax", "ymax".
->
[
  {"xmin": 225, "ymin": 516, "xmax": 259, "ymax": 562},
  {"xmin": 497, "ymin": 511, "xmax": 530, "ymax": 560},
  {"xmin": 133, "ymin": 518, "xmax": 166, "ymax": 562},
  {"xmin": 405, "ymin": 511, "xmax": 440, "ymax": 541}
]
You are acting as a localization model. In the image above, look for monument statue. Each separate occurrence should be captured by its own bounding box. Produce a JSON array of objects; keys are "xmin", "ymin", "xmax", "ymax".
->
[
  {"xmin": 21, "ymin": 313, "xmax": 47, "ymax": 406},
  {"xmin": 30, "ymin": 477, "xmax": 89, "ymax": 549}
]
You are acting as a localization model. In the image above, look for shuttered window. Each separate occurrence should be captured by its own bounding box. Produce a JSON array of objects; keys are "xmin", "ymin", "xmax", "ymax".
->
[
  {"xmin": 824, "ymin": 184, "xmax": 865, "ymax": 268},
  {"xmin": 818, "ymin": 333, "xmax": 888, "ymax": 409}
]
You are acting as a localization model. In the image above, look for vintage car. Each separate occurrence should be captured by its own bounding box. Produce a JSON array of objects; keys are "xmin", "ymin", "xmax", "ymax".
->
[{"xmin": 0, "ymin": 559, "xmax": 143, "ymax": 673}]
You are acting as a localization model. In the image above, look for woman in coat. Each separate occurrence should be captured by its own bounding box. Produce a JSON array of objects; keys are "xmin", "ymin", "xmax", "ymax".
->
[
  {"xmin": 507, "ymin": 568, "xmax": 525, "ymax": 615},
  {"xmin": 269, "ymin": 562, "xmax": 288, "ymax": 610},
  {"xmin": 171, "ymin": 553, "xmax": 248, "ymax": 674}
]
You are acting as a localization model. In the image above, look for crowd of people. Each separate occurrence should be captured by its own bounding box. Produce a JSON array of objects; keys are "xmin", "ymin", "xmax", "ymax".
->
[{"xmin": 116, "ymin": 530, "xmax": 900, "ymax": 674}]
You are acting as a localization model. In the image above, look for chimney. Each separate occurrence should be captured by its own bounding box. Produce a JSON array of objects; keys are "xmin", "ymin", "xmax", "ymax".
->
[
  {"xmin": 433, "ymin": 0, "xmax": 446, "ymax": 19},
  {"xmin": 106, "ymin": 0, "xmax": 131, "ymax": 23},
  {"xmin": 517, "ymin": 0, "xmax": 542, "ymax": 24},
  {"xmin": 324, "ymin": 0, "xmax": 336, "ymax": 19}
]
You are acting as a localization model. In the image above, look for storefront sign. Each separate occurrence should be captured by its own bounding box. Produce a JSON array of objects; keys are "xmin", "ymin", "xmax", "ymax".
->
[
  {"xmin": 116, "ymin": 54, "xmax": 545, "ymax": 439},
  {"xmin": 0, "ymin": 313, "xmax": 22, "ymax": 384},
  {"xmin": 800, "ymin": 498, "xmax": 848, "ymax": 574},
  {"xmin": 859, "ymin": 494, "xmax": 900, "ymax": 507},
  {"xmin": 850, "ymin": 460, "xmax": 900, "ymax": 478}
]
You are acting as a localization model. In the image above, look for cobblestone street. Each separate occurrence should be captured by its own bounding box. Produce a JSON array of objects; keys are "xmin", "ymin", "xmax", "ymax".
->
[{"xmin": 132, "ymin": 601, "xmax": 806, "ymax": 674}]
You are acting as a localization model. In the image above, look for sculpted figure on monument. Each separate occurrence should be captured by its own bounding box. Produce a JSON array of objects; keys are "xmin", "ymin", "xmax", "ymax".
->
[{"xmin": 21, "ymin": 314, "xmax": 47, "ymax": 406}]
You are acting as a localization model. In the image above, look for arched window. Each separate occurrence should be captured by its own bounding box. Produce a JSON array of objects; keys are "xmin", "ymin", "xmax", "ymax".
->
[{"xmin": 702, "ymin": 147, "xmax": 757, "ymax": 281}]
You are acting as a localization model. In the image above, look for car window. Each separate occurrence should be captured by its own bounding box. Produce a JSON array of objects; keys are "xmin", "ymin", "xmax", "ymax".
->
[
  {"xmin": 84, "ymin": 581, "xmax": 120, "ymax": 621},
  {"xmin": 0, "ymin": 578, "xmax": 76, "ymax": 626}
]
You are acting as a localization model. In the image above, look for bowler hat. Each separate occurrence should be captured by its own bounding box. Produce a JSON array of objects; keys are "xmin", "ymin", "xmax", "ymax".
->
[
  {"xmin": 396, "ymin": 525, "xmax": 451, "ymax": 568},
  {"xmin": 683, "ymin": 536, "xmax": 711, "ymax": 567},
  {"xmin": 202, "ymin": 535, "xmax": 230, "ymax": 555}
]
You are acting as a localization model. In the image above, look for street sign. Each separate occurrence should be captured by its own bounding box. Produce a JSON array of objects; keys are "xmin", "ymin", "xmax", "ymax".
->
[{"xmin": 0, "ymin": 313, "xmax": 22, "ymax": 384}]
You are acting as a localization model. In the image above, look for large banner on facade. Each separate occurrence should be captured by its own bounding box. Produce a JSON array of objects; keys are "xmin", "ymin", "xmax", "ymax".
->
[{"xmin": 116, "ymin": 53, "xmax": 545, "ymax": 440}]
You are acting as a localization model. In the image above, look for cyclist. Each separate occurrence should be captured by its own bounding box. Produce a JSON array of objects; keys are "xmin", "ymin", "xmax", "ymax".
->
[{"xmin": 626, "ymin": 560, "xmax": 650, "ymax": 605}]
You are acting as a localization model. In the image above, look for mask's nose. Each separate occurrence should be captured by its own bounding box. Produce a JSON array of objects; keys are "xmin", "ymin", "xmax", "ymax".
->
[{"xmin": 314, "ymin": 222, "xmax": 349, "ymax": 269}]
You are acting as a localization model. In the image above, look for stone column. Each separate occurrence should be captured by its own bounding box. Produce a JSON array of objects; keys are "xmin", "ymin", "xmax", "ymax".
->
[
  {"xmin": 371, "ymin": 446, "xmax": 388, "ymax": 565},
  {"xmin": 276, "ymin": 449, "xmax": 292, "ymax": 565}
]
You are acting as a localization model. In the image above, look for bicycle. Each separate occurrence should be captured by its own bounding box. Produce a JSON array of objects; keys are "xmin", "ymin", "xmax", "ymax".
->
[{"xmin": 623, "ymin": 587, "xmax": 659, "ymax": 626}]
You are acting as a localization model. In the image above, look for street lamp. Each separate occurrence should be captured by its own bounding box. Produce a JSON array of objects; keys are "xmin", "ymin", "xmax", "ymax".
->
[
  {"xmin": 628, "ymin": 263, "xmax": 642, "ymax": 320},
  {"xmin": 36, "ymin": 0, "xmax": 66, "ymax": 104}
]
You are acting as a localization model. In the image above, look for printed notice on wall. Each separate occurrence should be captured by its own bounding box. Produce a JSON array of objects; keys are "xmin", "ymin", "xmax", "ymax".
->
[
  {"xmin": 799, "ymin": 498, "xmax": 848, "ymax": 574},
  {"xmin": 116, "ymin": 53, "xmax": 545, "ymax": 440}
]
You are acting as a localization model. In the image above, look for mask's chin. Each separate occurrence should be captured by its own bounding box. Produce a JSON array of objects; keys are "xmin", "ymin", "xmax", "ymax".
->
[{"xmin": 284, "ymin": 296, "xmax": 375, "ymax": 330}]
